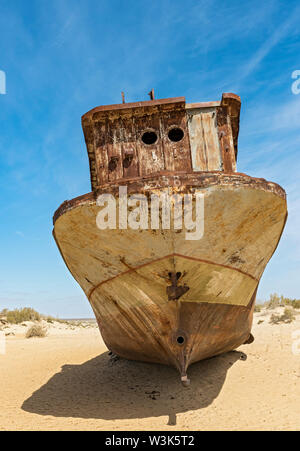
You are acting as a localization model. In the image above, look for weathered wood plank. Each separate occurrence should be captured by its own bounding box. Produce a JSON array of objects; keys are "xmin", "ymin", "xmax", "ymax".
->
[{"xmin": 187, "ymin": 108, "xmax": 222, "ymax": 171}]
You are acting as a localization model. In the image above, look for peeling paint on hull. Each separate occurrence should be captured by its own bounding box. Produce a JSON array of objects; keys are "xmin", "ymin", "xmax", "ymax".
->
[{"xmin": 53, "ymin": 172, "xmax": 287, "ymax": 380}]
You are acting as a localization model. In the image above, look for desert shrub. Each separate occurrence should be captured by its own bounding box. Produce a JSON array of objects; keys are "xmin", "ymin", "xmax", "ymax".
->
[
  {"xmin": 26, "ymin": 324, "xmax": 47, "ymax": 338},
  {"xmin": 280, "ymin": 296, "xmax": 292, "ymax": 306},
  {"xmin": 282, "ymin": 308, "xmax": 296, "ymax": 322},
  {"xmin": 265, "ymin": 294, "xmax": 300, "ymax": 310},
  {"xmin": 254, "ymin": 305, "xmax": 262, "ymax": 312},
  {"xmin": 45, "ymin": 316, "xmax": 55, "ymax": 323},
  {"xmin": 269, "ymin": 314, "xmax": 280, "ymax": 324},
  {"xmin": 270, "ymin": 308, "xmax": 295, "ymax": 324},
  {"xmin": 266, "ymin": 293, "xmax": 281, "ymax": 309},
  {"xmin": 6, "ymin": 308, "xmax": 41, "ymax": 324},
  {"xmin": 285, "ymin": 299, "xmax": 300, "ymax": 309},
  {"xmin": 292, "ymin": 300, "xmax": 300, "ymax": 309},
  {"xmin": 0, "ymin": 308, "xmax": 8, "ymax": 317}
]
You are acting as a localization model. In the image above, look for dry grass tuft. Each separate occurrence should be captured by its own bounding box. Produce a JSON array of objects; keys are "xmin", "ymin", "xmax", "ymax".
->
[
  {"xmin": 269, "ymin": 308, "xmax": 296, "ymax": 324},
  {"xmin": 265, "ymin": 293, "xmax": 300, "ymax": 310},
  {"xmin": 4, "ymin": 308, "xmax": 41, "ymax": 324},
  {"xmin": 26, "ymin": 323, "xmax": 47, "ymax": 338}
]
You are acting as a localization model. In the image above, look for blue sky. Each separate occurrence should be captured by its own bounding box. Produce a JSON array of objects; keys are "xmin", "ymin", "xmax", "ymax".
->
[{"xmin": 0, "ymin": 0, "xmax": 300, "ymax": 317}]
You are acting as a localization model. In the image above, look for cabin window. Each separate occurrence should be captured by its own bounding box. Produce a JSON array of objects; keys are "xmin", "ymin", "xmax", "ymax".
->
[
  {"xmin": 123, "ymin": 154, "xmax": 133, "ymax": 168},
  {"xmin": 108, "ymin": 157, "xmax": 118, "ymax": 172},
  {"xmin": 141, "ymin": 131, "xmax": 158, "ymax": 145},
  {"xmin": 168, "ymin": 127, "xmax": 184, "ymax": 142}
]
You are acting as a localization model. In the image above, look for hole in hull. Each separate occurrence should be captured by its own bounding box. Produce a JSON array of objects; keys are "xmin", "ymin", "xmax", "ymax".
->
[{"xmin": 176, "ymin": 336, "xmax": 185, "ymax": 345}]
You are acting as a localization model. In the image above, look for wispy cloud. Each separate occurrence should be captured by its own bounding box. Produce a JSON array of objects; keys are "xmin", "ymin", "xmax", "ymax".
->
[{"xmin": 237, "ymin": 5, "xmax": 300, "ymax": 85}]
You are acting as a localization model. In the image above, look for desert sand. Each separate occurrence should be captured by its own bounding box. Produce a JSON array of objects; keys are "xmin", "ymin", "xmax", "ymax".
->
[{"xmin": 0, "ymin": 308, "xmax": 299, "ymax": 431}]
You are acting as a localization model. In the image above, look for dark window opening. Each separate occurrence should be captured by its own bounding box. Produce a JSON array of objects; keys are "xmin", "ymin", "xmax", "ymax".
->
[
  {"xmin": 177, "ymin": 336, "xmax": 185, "ymax": 345},
  {"xmin": 123, "ymin": 155, "xmax": 133, "ymax": 168},
  {"xmin": 168, "ymin": 128, "xmax": 184, "ymax": 142},
  {"xmin": 108, "ymin": 157, "xmax": 118, "ymax": 172},
  {"xmin": 142, "ymin": 131, "xmax": 158, "ymax": 145}
]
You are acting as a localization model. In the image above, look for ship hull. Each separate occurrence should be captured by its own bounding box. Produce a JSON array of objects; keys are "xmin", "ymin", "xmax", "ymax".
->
[{"xmin": 53, "ymin": 172, "xmax": 287, "ymax": 381}]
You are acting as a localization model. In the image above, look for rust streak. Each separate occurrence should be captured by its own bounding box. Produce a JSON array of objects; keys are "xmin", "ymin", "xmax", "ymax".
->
[{"xmin": 87, "ymin": 253, "xmax": 259, "ymax": 300}]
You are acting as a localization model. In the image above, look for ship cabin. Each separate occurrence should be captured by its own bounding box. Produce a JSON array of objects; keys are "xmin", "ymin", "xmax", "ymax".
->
[{"xmin": 81, "ymin": 93, "xmax": 241, "ymax": 191}]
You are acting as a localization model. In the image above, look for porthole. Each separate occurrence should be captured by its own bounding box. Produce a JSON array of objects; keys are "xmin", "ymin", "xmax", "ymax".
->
[
  {"xmin": 168, "ymin": 127, "xmax": 184, "ymax": 142},
  {"xmin": 141, "ymin": 131, "xmax": 158, "ymax": 145}
]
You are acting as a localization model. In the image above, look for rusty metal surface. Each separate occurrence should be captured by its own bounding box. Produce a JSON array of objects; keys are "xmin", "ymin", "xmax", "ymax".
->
[
  {"xmin": 161, "ymin": 108, "xmax": 192, "ymax": 172},
  {"xmin": 83, "ymin": 98, "xmax": 191, "ymax": 187},
  {"xmin": 221, "ymin": 93, "xmax": 241, "ymax": 159},
  {"xmin": 166, "ymin": 272, "xmax": 190, "ymax": 301},
  {"xmin": 53, "ymin": 173, "xmax": 286, "ymax": 377},
  {"xmin": 53, "ymin": 92, "xmax": 287, "ymax": 380},
  {"xmin": 53, "ymin": 171, "xmax": 286, "ymax": 224},
  {"xmin": 82, "ymin": 93, "xmax": 241, "ymax": 191},
  {"xmin": 85, "ymin": 253, "xmax": 259, "ymax": 302},
  {"xmin": 85, "ymin": 253, "xmax": 257, "ymax": 375},
  {"xmin": 94, "ymin": 300, "xmax": 254, "ymax": 375},
  {"xmin": 82, "ymin": 97, "xmax": 186, "ymax": 119},
  {"xmin": 134, "ymin": 111, "xmax": 166, "ymax": 176},
  {"xmin": 216, "ymin": 106, "xmax": 236, "ymax": 172}
]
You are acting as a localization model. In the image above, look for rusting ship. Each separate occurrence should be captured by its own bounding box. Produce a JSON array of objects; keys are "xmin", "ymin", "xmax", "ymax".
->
[{"xmin": 53, "ymin": 92, "xmax": 287, "ymax": 385}]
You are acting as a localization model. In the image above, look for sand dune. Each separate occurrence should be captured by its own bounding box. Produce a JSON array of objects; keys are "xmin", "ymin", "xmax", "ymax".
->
[{"xmin": 0, "ymin": 309, "xmax": 299, "ymax": 431}]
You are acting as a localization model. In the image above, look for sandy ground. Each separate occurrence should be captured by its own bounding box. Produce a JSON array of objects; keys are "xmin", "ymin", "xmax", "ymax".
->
[{"xmin": 0, "ymin": 309, "xmax": 299, "ymax": 431}]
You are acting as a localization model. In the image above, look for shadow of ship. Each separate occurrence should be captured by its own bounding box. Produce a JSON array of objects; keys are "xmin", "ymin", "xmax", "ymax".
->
[{"xmin": 22, "ymin": 350, "xmax": 245, "ymax": 423}]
